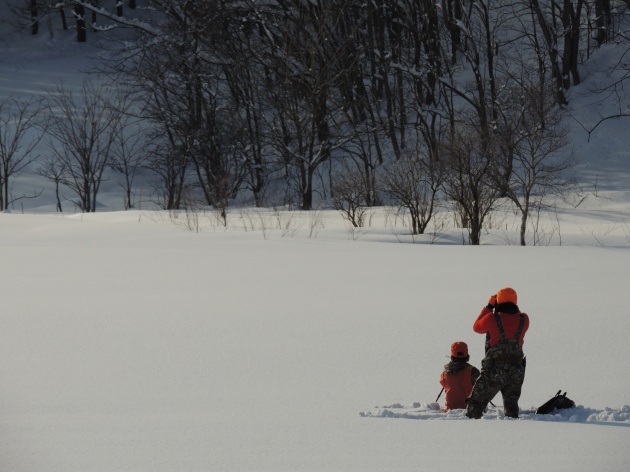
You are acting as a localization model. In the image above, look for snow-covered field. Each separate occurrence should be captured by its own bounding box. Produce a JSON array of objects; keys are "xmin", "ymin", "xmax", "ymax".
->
[
  {"xmin": 1, "ymin": 210, "xmax": 629, "ymax": 472},
  {"xmin": 1, "ymin": 4, "xmax": 630, "ymax": 472}
]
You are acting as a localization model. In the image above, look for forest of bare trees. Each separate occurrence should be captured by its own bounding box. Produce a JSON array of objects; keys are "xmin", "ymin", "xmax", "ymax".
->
[{"xmin": 4, "ymin": 1, "xmax": 629, "ymax": 244}]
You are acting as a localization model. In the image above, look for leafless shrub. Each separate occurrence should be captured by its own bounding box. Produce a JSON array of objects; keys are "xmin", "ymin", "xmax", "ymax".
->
[
  {"xmin": 309, "ymin": 210, "xmax": 324, "ymax": 238},
  {"xmin": 380, "ymin": 153, "xmax": 441, "ymax": 235},
  {"xmin": 331, "ymin": 168, "xmax": 369, "ymax": 228}
]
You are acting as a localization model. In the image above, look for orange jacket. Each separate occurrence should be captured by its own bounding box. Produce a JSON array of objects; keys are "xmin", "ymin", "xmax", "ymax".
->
[
  {"xmin": 439, "ymin": 362, "xmax": 480, "ymax": 411},
  {"xmin": 473, "ymin": 306, "xmax": 529, "ymax": 348}
]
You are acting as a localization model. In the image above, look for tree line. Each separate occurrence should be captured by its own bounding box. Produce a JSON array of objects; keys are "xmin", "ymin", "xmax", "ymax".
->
[{"xmin": 4, "ymin": 1, "xmax": 628, "ymax": 244}]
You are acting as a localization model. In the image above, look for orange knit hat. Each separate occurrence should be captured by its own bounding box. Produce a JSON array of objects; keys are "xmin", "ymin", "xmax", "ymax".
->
[
  {"xmin": 496, "ymin": 287, "xmax": 518, "ymax": 305},
  {"xmin": 450, "ymin": 341, "xmax": 469, "ymax": 358}
]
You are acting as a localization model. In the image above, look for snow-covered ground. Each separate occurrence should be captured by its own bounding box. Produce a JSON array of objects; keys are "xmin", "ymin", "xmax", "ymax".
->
[
  {"xmin": 1, "ymin": 211, "xmax": 629, "ymax": 472},
  {"xmin": 1, "ymin": 4, "xmax": 629, "ymax": 472}
]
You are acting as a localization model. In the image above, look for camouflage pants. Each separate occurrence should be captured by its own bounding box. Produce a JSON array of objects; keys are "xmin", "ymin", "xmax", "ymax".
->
[{"xmin": 465, "ymin": 358, "xmax": 525, "ymax": 419}]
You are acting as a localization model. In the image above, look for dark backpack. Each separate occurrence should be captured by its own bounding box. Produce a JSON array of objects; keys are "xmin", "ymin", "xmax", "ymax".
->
[{"xmin": 535, "ymin": 390, "xmax": 576, "ymax": 415}]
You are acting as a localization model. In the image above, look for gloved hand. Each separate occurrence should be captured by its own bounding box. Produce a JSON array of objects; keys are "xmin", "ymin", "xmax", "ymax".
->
[{"xmin": 487, "ymin": 294, "xmax": 497, "ymax": 309}]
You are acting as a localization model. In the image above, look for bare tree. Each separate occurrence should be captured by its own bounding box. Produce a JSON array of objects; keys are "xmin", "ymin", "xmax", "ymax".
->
[
  {"xmin": 441, "ymin": 123, "xmax": 500, "ymax": 245},
  {"xmin": 6, "ymin": 0, "xmax": 611, "ymax": 231},
  {"xmin": 104, "ymin": 1, "xmax": 251, "ymax": 210},
  {"xmin": 331, "ymin": 164, "xmax": 370, "ymax": 228},
  {"xmin": 0, "ymin": 95, "xmax": 45, "ymax": 210},
  {"xmin": 109, "ymin": 117, "xmax": 149, "ymax": 210},
  {"xmin": 495, "ymin": 81, "xmax": 575, "ymax": 246},
  {"xmin": 380, "ymin": 150, "xmax": 441, "ymax": 236},
  {"xmin": 256, "ymin": 0, "xmax": 359, "ymax": 209},
  {"xmin": 8, "ymin": 0, "xmax": 69, "ymax": 37},
  {"xmin": 37, "ymin": 155, "xmax": 68, "ymax": 212},
  {"xmin": 42, "ymin": 79, "xmax": 128, "ymax": 212},
  {"xmin": 145, "ymin": 137, "xmax": 189, "ymax": 211},
  {"xmin": 220, "ymin": 34, "xmax": 272, "ymax": 207},
  {"xmin": 528, "ymin": 0, "xmax": 587, "ymax": 104}
]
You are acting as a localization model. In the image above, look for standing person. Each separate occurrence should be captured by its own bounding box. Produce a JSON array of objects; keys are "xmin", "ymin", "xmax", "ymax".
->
[
  {"xmin": 466, "ymin": 287, "xmax": 529, "ymax": 419},
  {"xmin": 440, "ymin": 341, "xmax": 480, "ymax": 411}
]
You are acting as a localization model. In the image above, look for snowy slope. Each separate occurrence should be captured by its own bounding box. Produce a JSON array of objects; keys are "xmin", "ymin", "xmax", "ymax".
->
[{"xmin": 1, "ymin": 3, "xmax": 630, "ymax": 472}]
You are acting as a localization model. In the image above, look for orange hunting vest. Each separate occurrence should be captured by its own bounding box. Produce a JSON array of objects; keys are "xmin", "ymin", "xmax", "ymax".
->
[{"xmin": 440, "ymin": 367, "xmax": 475, "ymax": 411}]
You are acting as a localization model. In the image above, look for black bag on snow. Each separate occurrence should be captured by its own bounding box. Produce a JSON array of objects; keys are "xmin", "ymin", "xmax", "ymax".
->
[{"xmin": 535, "ymin": 390, "xmax": 576, "ymax": 414}]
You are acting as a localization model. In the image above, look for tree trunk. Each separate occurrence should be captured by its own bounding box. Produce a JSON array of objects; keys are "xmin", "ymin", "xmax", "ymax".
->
[
  {"xmin": 55, "ymin": 179, "xmax": 63, "ymax": 213},
  {"xmin": 30, "ymin": 0, "xmax": 38, "ymax": 35},
  {"xmin": 562, "ymin": 0, "xmax": 583, "ymax": 88},
  {"xmin": 529, "ymin": 0, "xmax": 568, "ymax": 104},
  {"xmin": 469, "ymin": 202, "xmax": 482, "ymax": 245},
  {"xmin": 520, "ymin": 208, "xmax": 528, "ymax": 246},
  {"xmin": 91, "ymin": 1, "xmax": 99, "ymax": 32},
  {"xmin": 75, "ymin": 4, "xmax": 86, "ymax": 42},
  {"xmin": 594, "ymin": 0, "xmax": 611, "ymax": 45},
  {"xmin": 59, "ymin": 7, "xmax": 68, "ymax": 31}
]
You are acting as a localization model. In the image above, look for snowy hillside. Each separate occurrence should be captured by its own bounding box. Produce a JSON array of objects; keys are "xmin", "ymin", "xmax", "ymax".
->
[{"xmin": 1, "ymin": 2, "xmax": 630, "ymax": 472}]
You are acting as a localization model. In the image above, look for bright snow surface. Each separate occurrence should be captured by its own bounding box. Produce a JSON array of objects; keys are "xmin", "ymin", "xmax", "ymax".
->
[{"xmin": 1, "ymin": 4, "xmax": 629, "ymax": 472}]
